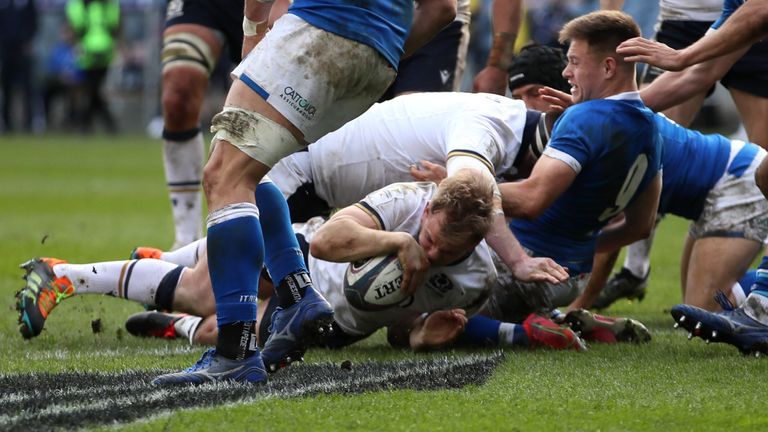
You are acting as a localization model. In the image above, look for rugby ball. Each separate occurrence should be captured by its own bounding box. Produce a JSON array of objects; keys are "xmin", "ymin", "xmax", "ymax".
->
[{"xmin": 343, "ymin": 254, "xmax": 406, "ymax": 311}]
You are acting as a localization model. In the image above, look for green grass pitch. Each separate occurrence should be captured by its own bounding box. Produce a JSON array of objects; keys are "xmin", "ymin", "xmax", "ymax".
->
[{"xmin": 1, "ymin": 135, "xmax": 768, "ymax": 431}]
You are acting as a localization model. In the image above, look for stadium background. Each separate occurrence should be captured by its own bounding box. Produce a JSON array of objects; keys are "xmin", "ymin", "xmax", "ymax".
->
[{"xmin": 2, "ymin": 1, "xmax": 765, "ymax": 430}]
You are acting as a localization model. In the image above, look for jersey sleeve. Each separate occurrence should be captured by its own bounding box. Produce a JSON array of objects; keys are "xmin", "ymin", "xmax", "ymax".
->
[
  {"xmin": 444, "ymin": 116, "xmax": 500, "ymax": 175},
  {"xmin": 711, "ymin": 0, "xmax": 743, "ymax": 30},
  {"xmin": 355, "ymin": 183, "xmax": 430, "ymax": 233},
  {"xmin": 541, "ymin": 106, "xmax": 591, "ymax": 174}
]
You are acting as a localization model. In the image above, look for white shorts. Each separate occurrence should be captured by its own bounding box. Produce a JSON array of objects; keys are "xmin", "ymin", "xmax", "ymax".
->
[
  {"xmin": 689, "ymin": 141, "xmax": 768, "ymax": 242},
  {"xmin": 231, "ymin": 13, "xmax": 396, "ymax": 143}
]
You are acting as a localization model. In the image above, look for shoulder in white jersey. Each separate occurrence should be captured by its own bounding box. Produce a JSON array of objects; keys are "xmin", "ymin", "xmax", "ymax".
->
[
  {"xmin": 306, "ymin": 92, "xmax": 531, "ymax": 207},
  {"xmin": 304, "ymin": 182, "xmax": 497, "ymax": 337}
]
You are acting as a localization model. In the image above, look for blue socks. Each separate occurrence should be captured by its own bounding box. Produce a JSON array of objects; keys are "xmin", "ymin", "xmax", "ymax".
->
[
  {"xmin": 256, "ymin": 182, "xmax": 312, "ymax": 308},
  {"xmin": 207, "ymin": 203, "xmax": 263, "ymax": 327}
]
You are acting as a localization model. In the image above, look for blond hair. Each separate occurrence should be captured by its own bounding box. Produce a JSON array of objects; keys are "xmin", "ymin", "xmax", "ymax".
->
[
  {"xmin": 430, "ymin": 171, "xmax": 495, "ymax": 247},
  {"xmin": 559, "ymin": 10, "xmax": 640, "ymax": 62}
]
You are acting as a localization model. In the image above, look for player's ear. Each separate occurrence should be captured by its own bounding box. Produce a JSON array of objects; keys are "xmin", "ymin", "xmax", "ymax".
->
[{"xmin": 604, "ymin": 56, "xmax": 617, "ymax": 79}]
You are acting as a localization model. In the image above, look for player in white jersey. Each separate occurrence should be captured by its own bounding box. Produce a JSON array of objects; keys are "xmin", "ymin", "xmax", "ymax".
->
[
  {"xmin": 272, "ymin": 91, "xmax": 545, "ymax": 218},
  {"xmin": 17, "ymin": 174, "xmax": 522, "ymax": 353},
  {"xmin": 299, "ymin": 179, "xmax": 497, "ymax": 348},
  {"xmin": 270, "ymin": 90, "xmax": 568, "ymax": 289}
]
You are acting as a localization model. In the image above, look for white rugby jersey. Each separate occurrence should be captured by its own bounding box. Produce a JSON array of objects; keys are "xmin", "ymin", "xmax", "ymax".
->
[
  {"xmin": 304, "ymin": 182, "xmax": 497, "ymax": 337},
  {"xmin": 659, "ymin": 0, "xmax": 722, "ymax": 22},
  {"xmin": 305, "ymin": 92, "xmax": 530, "ymax": 207}
]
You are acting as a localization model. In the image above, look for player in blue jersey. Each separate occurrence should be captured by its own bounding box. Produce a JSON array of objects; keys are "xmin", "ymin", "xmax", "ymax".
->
[
  {"xmin": 510, "ymin": 41, "xmax": 768, "ymax": 313},
  {"xmin": 489, "ymin": 10, "xmax": 663, "ymax": 324},
  {"xmin": 575, "ymin": 115, "xmax": 768, "ymax": 312},
  {"xmin": 143, "ymin": 0, "xmax": 455, "ymax": 385}
]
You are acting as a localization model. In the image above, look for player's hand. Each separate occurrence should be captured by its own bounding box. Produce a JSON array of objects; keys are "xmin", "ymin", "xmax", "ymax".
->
[
  {"xmin": 472, "ymin": 66, "xmax": 509, "ymax": 95},
  {"xmin": 539, "ymin": 86, "xmax": 573, "ymax": 113},
  {"xmin": 409, "ymin": 309, "xmax": 468, "ymax": 351},
  {"xmin": 397, "ymin": 235, "xmax": 430, "ymax": 296},
  {"xmin": 512, "ymin": 256, "xmax": 569, "ymax": 284},
  {"xmin": 617, "ymin": 37, "xmax": 686, "ymax": 71},
  {"xmin": 410, "ymin": 160, "xmax": 448, "ymax": 184}
]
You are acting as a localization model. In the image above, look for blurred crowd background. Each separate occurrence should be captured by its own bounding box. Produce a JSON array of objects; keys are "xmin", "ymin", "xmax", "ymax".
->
[{"xmin": 0, "ymin": 0, "xmax": 742, "ymax": 136}]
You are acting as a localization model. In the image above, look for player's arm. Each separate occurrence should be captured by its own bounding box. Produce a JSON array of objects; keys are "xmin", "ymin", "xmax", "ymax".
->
[
  {"xmin": 594, "ymin": 172, "xmax": 661, "ymax": 253},
  {"xmin": 636, "ymin": 45, "xmax": 748, "ymax": 112},
  {"xmin": 473, "ymin": 0, "xmax": 522, "ymax": 95},
  {"xmin": 310, "ymin": 205, "xmax": 429, "ymax": 295},
  {"xmin": 447, "ymin": 158, "xmax": 568, "ymax": 284},
  {"xmin": 241, "ymin": 0, "xmax": 275, "ymax": 58},
  {"xmin": 402, "ymin": 0, "xmax": 457, "ymax": 58},
  {"xmin": 499, "ymin": 155, "xmax": 576, "ymax": 220},
  {"xmin": 617, "ymin": 0, "xmax": 768, "ymax": 71}
]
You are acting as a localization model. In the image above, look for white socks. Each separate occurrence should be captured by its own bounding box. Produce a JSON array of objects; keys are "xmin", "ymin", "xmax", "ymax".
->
[
  {"xmin": 498, "ymin": 322, "xmax": 519, "ymax": 347},
  {"xmin": 173, "ymin": 315, "xmax": 203, "ymax": 344},
  {"xmin": 161, "ymin": 238, "xmax": 206, "ymax": 267},
  {"xmin": 53, "ymin": 259, "xmax": 181, "ymax": 306},
  {"xmin": 623, "ymin": 231, "xmax": 655, "ymax": 279},
  {"xmin": 163, "ymin": 132, "xmax": 204, "ymax": 250}
]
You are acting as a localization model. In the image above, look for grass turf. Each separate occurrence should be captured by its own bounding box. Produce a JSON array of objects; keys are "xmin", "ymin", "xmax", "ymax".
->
[{"xmin": 1, "ymin": 135, "xmax": 767, "ymax": 431}]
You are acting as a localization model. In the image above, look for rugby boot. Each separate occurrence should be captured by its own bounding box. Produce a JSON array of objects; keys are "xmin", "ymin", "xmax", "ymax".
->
[
  {"xmin": 125, "ymin": 310, "xmax": 186, "ymax": 339},
  {"xmin": 261, "ymin": 286, "xmax": 335, "ymax": 372},
  {"xmin": 592, "ymin": 267, "xmax": 648, "ymax": 310},
  {"xmin": 671, "ymin": 304, "xmax": 768, "ymax": 355},
  {"xmin": 129, "ymin": 246, "xmax": 163, "ymax": 260},
  {"xmin": 152, "ymin": 347, "xmax": 267, "ymax": 385},
  {"xmin": 16, "ymin": 258, "xmax": 74, "ymax": 339},
  {"xmin": 522, "ymin": 313, "xmax": 587, "ymax": 351},
  {"xmin": 564, "ymin": 309, "xmax": 651, "ymax": 343}
]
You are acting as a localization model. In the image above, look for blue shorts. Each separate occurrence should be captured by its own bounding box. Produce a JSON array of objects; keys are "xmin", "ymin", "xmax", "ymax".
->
[{"xmin": 379, "ymin": 20, "xmax": 467, "ymax": 100}]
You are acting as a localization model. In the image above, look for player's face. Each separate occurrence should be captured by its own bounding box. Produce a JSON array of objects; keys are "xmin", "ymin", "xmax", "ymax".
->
[
  {"xmin": 511, "ymin": 84, "xmax": 549, "ymax": 111},
  {"xmin": 418, "ymin": 208, "xmax": 476, "ymax": 266},
  {"xmin": 563, "ymin": 39, "xmax": 605, "ymax": 103}
]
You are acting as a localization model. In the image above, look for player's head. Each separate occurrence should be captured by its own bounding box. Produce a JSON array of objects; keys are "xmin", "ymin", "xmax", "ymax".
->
[
  {"xmin": 508, "ymin": 44, "xmax": 570, "ymax": 111},
  {"xmin": 559, "ymin": 10, "xmax": 640, "ymax": 103},
  {"xmin": 419, "ymin": 171, "xmax": 495, "ymax": 265}
]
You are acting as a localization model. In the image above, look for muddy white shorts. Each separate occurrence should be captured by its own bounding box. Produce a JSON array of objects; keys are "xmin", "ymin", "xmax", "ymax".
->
[
  {"xmin": 231, "ymin": 13, "xmax": 396, "ymax": 143},
  {"xmin": 689, "ymin": 141, "xmax": 768, "ymax": 242}
]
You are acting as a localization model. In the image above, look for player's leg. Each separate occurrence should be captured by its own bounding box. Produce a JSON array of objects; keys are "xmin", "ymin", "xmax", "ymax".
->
[
  {"xmin": 722, "ymin": 39, "xmax": 768, "ymax": 149},
  {"xmin": 16, "ymin": 257, "xmax": 187, "ymax": 338},
  {"xmin": 153, "ymin": 15, "xmax": 394, "ymax": 384},
  {"xmin": 571, "ymin": 249, "xmax": 619, "ymax": 310},
  {"xmin": 160, "ymin": 22, "xmax": 224, "ymax": 249},
  {"xmin": 685, "ymin": 146, "xmax": 768, "ymax": 310},
  {"xmin": 730, "ymin": 88, "xmax": 768, "ymax": 148},
  {"xmin": 684, "ymin": 237, "xmax": 761, "ymax": 310},
  {"xmin": 671, "ymin": 257, "xmax": 768, "ymax": 354}
]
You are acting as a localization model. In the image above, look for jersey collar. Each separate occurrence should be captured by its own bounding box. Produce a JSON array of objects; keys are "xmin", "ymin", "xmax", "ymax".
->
[{"xmin": 605, "ymin": 91, "xmax": 642, "ymax": 101}]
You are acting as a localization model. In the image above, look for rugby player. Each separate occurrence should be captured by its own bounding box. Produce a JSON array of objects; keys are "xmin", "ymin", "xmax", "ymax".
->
[
  {"xmin": 14, "ymin": 175, "xmax": 585, "ymax": 355},
  {"xmin": 492, "ymin": 10, "xmax": 663, "ymax": 326},
  {"xmin": 507, "ymin": 34, "xmax": 768, "ymax": 313}
]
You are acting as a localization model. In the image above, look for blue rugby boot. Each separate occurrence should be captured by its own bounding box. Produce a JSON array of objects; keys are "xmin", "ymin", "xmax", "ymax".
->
[
  {"xmin": 670, "ymin": 304, "xmax": 768, "ymax": 355},
  {"xmin": 261, "ymin": 286, "xmax": 335, "ymax": 372},
  {"xmin": 152, "ymin": 348, "xmax": 267, "ymax": 385}
]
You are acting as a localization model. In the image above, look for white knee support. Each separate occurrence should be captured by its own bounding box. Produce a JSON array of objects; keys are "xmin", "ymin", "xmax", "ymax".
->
[
  {"xmin": 210, "ymin": 107, "xmax": 303, "ymax": 168},
  {"xmin": 162, "ymin": 32, "xmax": 218, "ymax": 75}
]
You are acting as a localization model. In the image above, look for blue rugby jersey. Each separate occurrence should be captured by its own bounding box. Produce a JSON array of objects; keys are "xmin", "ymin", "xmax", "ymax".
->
[
  {"xmin": 289, "ymin": 0, "xmax": 413, "ymax": 69},
  {"xmin": 511, "ymin": 93, "xmax": 662, "ymax": 274}
]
